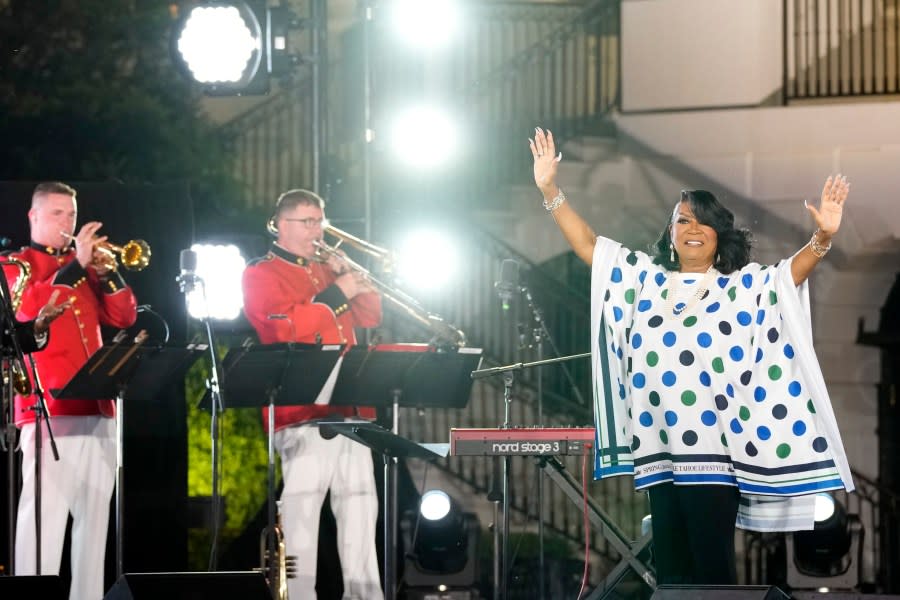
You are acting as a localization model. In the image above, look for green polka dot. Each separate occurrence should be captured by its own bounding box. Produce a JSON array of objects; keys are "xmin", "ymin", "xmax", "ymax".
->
[
  {"xmin": 683, "ymin": 316, "xmax": 697, "ymax": 327},
  {"xmin": 661, "ymin": 288, "xmax": 669, "ymax": 299},
  {"xmin": 624, "ymin": 289, "xmax": 636, "ymax": 304},
  {"xmin": 721, "ymin": 434, "xmax": 728, "ymax": 447},
  {"xmin": 712, "ymin": 357, "xmax": 725, "ymax": 373},
  {"xmin": 768, "ymin": 365, "xmax": 782, "ymax": 381},
  {"xmin": 627, "ymin": 408, "xmax": 632, "ymax": 418},
  {"xmin": 769, "ymin": 291, "xmax": 778, "ymax": 306},
  {"xmin": 776, "ymin": 444, "xmax": 791, "ymax": 459},
  {"xmin": 728, "ymin": 286, "xmax": 737, "ymax": 301},
  {"xmin": 647, "ymin": 351, "xmax": 659, "ymax": 367},
  {"xmin": 739, "ymin": 406, "xmax": 751, "ymax": 421},
  {"xmin": 660, "ymin": 430, "xmax": 668, "ymax": 444},
  {"xmin": 649, "ymin": 391, "xmax": 661, "ymax": 406},
  {"xmin": 681, "ymin": 390, "xmax": 697, "ymax": 406},
  {"xmin": 807, "ymin": 399, "xmax": 816, "ymax": 414}
]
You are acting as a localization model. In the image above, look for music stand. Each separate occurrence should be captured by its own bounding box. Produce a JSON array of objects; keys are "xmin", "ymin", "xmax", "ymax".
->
[
  {"xmin": 54, "ymin": 342, "xmax": 203, "ymax": 577},
  {"xmin": 220, "ymin": 342, "xmax": 343, "ymax": 595},
  {"xmin": 324, "ymin": 345, "xmax": 482, "ymax": 600}
]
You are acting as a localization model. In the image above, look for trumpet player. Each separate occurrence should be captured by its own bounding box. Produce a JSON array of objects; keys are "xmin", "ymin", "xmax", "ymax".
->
[
  {"xmin": 242, "ymin": 189, "xmax": 384, "ymax": 600},
  {"xmin": 1, "ymin": 181, "xmax": 137, "ymax": 600}
]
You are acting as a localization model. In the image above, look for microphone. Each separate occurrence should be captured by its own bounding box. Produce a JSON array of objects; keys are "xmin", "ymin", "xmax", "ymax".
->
[
  {"xmin": 0, "ymin": 236, "xmax": 12, "ymax": 248},
  {"xmin": 494, "ymin": 258, "xmax": 520, "ymax": 311},
  {"xmin": 176, "ymin": 248, "xmax": 199, "ymax": 294}
]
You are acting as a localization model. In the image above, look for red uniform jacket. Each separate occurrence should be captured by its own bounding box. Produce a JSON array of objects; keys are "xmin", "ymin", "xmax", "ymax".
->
[
  {"xmin": 3, "ymin": 243, "xmax": 137, "ymax": 426},
  {"xmin": 242, "ymin": 243, "xmax": 382, "ymax": 431}
]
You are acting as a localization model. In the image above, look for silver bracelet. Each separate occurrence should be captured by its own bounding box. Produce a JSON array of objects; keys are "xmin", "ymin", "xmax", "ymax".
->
[
  {"xmin": 542, "ymin": 188, "xmax": 566, "ymax": 212},
  {"xmin": 809, "ymin": 229, "xmax": 832, "ymax": 258}
]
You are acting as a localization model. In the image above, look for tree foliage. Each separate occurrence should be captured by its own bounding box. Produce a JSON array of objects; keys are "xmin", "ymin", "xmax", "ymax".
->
[{"xmin": 0, "ymin": 0, "xmax": 233, "ymax": 191}]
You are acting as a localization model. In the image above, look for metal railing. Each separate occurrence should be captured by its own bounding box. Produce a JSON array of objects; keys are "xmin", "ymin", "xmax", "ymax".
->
[{"xmin": 784, "ymin": 0, "xmax": 900, "ymax": 99}]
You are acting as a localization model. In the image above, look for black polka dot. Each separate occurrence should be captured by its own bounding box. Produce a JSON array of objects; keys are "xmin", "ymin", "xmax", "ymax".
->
[
  {"xmin": 701, "ymin": 289, "xmax": 710, "ymax": 300},
  {"xmin": 755, "ymin": 293, "xmax": 762, "ymax": 306},
  {"xmin": 740, "ymin": 370, "xmax": 752, "ymax": 385},
  {"xmin": 648, "ymin": 316, "xmax": 664, "ymax": 328},
  {"xmin": 715, "ymin": 394, "xmax": 728, "ymax": 411},
  {"xmin": 679, "ymin": 350, "xmax": 695, "ymax": 366},
  {"xmin": 745, "ymin": 442, "xmax": 759, "ymax": 457},
  {"xmin": 626, "ymin": 252, "xmax": 638, "ymax": 265},
  {"xmin": 772, "ymin": 404, "xmax": 787, "ymax": 419},
  {"xmin": 631, "ymin": 435, "xmax": 641, "ymax": 451},
  {"xmin": 812, "ymin": 437, "xmax": 828, "ymax": 452},
  {"xmin": 767, "ymin": 328, "xmax": 779, "ymax": 343},
  {"xmin": 682, "ymin": 430, "xmax": 698, "ymax": 446},
  {"xmin": 604, "ymin": 290, "xmax": 611, "ymax": 301},
  {"xmin": 719, "ymin": 321, "xmax": 732, "ymax": 335}
]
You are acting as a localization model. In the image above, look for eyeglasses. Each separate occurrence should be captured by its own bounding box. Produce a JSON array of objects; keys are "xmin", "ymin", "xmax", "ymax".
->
[{"xmin": 282, "ymin": 217, "xmax": 327, "ymax": 229}]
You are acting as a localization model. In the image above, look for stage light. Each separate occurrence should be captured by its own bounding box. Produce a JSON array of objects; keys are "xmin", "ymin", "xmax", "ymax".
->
[
  {"xmin": 186, "ymin": 243, "xmax": 247, "ymax": 320},
  {"xmin": 786, "ymin": 493, "xmax": 863, "ymax": 590},
  {"xmin": 394, "ymin": 229, "xmax": 458, "ymax": 291},
  {"xmin": 173, "ymin": 3, "xmax": 263, "ymax": 92},
  {"xmin": 420, "ymin": 489, "xmax": 452, "ymax": 521},
  {"xmin": 389, "ymin": 106, "xmax": 459, "ymax": 169},
  {"xmin": 388, "ymin": 0, "xmax": 460, "ymax": 49}
]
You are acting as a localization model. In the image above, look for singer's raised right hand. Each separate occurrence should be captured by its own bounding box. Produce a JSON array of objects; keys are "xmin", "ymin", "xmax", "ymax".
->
[{"xmin": 529, "ymin": 127, "xmax": 561, "ymax": 197}]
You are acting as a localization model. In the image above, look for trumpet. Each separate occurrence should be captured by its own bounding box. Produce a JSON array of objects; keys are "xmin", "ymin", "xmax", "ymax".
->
[
  {"xmin": 313, "ymin": 226, "xmax": 467, "ymax": 348},
  {"xmin": 60, "ymin": 231, "xmax": 151, "ymax": 271}
]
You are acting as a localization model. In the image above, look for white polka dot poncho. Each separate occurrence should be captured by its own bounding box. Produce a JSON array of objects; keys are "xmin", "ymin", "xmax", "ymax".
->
[{"xmin": 589, "ymin": 236, "xmax": 854, "ymax": 531}]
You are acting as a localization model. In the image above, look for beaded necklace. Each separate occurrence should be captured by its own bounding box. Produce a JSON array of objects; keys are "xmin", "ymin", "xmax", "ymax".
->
[{"xmin": 665, "ymin": 265, "xmax": 716, "ymax": 318}]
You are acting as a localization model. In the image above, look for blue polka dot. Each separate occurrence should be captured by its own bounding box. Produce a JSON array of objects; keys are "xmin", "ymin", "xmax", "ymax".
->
[
  {"xmin": 792, "ymin": 420, "xmax": 807, "ymax": 436},
  {"xmin": 788, "ymin": 381, "xmax": 802, "ymax": 397},
  {"xmin": 717, "ymin": 277, "xmax": 729, "ymax": 289},
  {"xmin": 639, "ymin": 411, "xmax": 653, "ymax": 427},
  {"xmin": 756, "ymin": 309, "xmax": 766, "ymax": 325},
  {"xmin": 674, "ymin": 302, "xmax": 686, "ymax": 312},
  {"xmin": 755, "ymin": 348, "xmax": 763, "ymax": 363},
  {"xmin": 665, "ymin": 411, "xmax": 678, "ymax": 426},
  {"xmin": 683, "ymin": 278, "xmax": 696, "ymax": 285},
  {"xmin": 764, "ymin": 273, "xmax": 770, "ymax": 284},
  {"xmin": 613, "ymin": 306, "xmax": 623, "ymax": 321},
  {"xmin": 655, "ymin": 272, "xmax": 666, "ymax": 286},
  {"xmin": 661, "ymin": 371, "xmax": 677, "ymax": 386},
  {"xmin": 638, "ymin": 300, "xmax": 652, "ymax": 312},
  {"xmin": 616, "ymin": 346, "xmax": 623, "ymax": 359},
  {"xmin": 730, "ymin": 418, "xmax": 743, "ymax": 434},
  {"xmin": 696, "ymin": 332, "xmax": 712, "ymax": 348},
  {"xmin": 757, "ymin": 426, "xmax": 771, "ymax": 441},
  {"xmin": 632, "ymin": 373, "xmax": 646, "ymax": 388},
  {"xmin": 742, "ymin": 274, "xmax": 753, "ymax": 289},
  {"xmin": 618, "ymin": 384, "xmax": 625, "ymax": 399},
  {"xmin": 729, "ymin": 346, "xmax": 744, "ymax": 361},
  {"xmin": 699, "ymin": 371, "xmax": 711, "ymax": 386},
  {"xmin": 701, "ymin": 410, "xmax": 717, "ymax": 426},
  {"xmin": 784, "ymin": 344, "xmax": 795, "ymax": 359},
  {"xmin": 736, "ymin": 311, "xmax": 752, "ymax": 326},
  {"xmin": 611, "ymin": 267, "xmax": 622, "ymax": 283},
  {"xmin": 632, "ymin": 333, "xmax": 643, "ymax": 349},
  {"xmin": 639, "ymin": 270, "xmax": 647, "ymax": 284},
  {"xmin": 706, "ymin": 302, "xmax": 720, "ymax": 313},
  {"xmin": 663, "ymin": 332, "xmax": 677, "ymax": 347},
  {"xmin": 754, "ymin": 386, "xmax": 767, "ymax": 402},
  {"xmin": 726, "ymin": 383, "xmax": 735, "ymax": 398}
]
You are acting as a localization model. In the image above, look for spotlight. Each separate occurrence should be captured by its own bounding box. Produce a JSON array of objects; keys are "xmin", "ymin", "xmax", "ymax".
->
[
  {"xmin": 400, "ymin": 491, "xmax": 479, "ymax": 596},
  {"xmin": 388, "ymin": 0, "xmax": 460, "ymax": 50},
  {"xmin": 394, "ymin": 229, "xmax": 459, "ymax": 292},
  {"xmin": 786, "ymin": 494, "xmax": 863, "ymax": 590},
  {"xmin": 171, "ymin": 1, "xmax": 301, "ymax": 95},
  {"xmin": 389, "ymin": 106, "xmax": 459, "ymax": 169},
  {"xmin": 186, "ymin": 243, "xmax": 247, "ymax": 320}
]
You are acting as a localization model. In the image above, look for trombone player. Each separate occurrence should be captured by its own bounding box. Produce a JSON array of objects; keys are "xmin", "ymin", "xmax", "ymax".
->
[
  {"xmin": 2, "ymin": 181, "xmax": 137, "ymax": 600},
  {"xmin": 242, "ymin": 189, "xmax": 384, "ymax": 600}
]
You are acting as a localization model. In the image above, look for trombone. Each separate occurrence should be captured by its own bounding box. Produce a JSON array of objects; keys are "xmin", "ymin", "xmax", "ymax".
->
[
  {"xmin": 313, "ymin": 227, "xmax": 467, "ymax": 348},
  {"xmin": 60, "ymin": 231, "xmax": 151, "ymax": 271}
]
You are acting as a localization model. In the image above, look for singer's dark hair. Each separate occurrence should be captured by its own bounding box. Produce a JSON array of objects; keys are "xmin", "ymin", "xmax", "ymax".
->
[
  {"xmin": 274, "ymin": 188, "xmax": 325, "ymax": 217},
  {"xmin": 651, "ymin": 189, "xmax": 752, "ymax": 274},
  {"xmin": 32, "ymin": 181, "xmax": 77, "ymax": 206}
]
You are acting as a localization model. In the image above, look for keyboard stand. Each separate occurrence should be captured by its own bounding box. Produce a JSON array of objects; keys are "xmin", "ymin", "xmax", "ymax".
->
[{"xmin": 537, "ymin": 456, "xmax": 656, "ymax": 598}]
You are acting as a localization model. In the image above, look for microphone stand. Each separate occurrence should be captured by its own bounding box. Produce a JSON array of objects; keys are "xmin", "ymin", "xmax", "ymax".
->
[{"xmin": 177, "ymin": 273, "xmax": 225, "ymax": 571}]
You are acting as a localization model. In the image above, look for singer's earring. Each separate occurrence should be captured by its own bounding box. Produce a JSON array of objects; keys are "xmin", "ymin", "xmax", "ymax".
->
[
  {"xmin": 669, "ymin": 243, "xmax": 675, "ymax": 263},
  {"xmin": 716, "ymin": 253, "xmax": 721, "ymax": 265}
]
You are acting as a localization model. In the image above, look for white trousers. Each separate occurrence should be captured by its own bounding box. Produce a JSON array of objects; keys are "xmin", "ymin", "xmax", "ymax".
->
[
  {"xmin": 15, "ymin": 416, "xmax": 116, "ymax": 600},
  {"xmin": 275, "ymin": 424, "xmax": 383, "ymax": 600}
]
